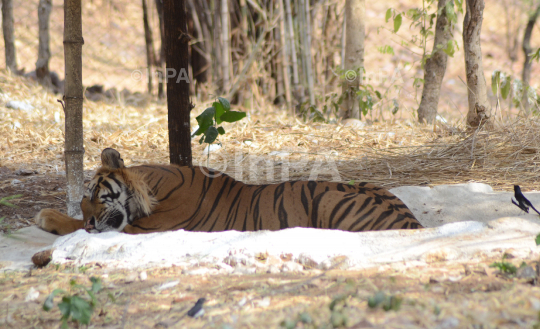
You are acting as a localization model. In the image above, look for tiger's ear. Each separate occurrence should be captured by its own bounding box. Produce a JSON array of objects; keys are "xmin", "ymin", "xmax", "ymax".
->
[{"xmin": 101, "ymin": 148, "xmax": 125, "ymax": 169}]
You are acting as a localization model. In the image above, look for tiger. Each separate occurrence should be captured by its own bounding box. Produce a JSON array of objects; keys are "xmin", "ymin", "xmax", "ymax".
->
[{"xmin": 35, "ymin": 148, "xmax": 423, "ymax": 235}]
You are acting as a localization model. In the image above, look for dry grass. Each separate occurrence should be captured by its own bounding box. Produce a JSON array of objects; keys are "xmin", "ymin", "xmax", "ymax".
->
[
  {"xmin": 2, "ymin": 257, "xmax": 540, "ymax": 328},
  {"xmin": 2, "ymin": 68, "xmax": 540, "ymax": 192}
]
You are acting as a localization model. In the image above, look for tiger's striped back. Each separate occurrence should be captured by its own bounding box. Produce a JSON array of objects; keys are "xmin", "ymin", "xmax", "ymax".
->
[{"xmin": 125, "ymin": 165, "xmax": 422, "ymax": 233}]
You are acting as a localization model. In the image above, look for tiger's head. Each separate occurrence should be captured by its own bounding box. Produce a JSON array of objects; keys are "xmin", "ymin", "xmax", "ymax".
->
[{"xmin": 82, "ymin": 148, "xmax": 156, "ymax": 233}]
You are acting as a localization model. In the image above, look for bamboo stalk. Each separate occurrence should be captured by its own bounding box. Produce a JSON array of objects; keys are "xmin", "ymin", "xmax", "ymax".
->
[
  {"xmin": 279, "ymin": 0, "xmax": 291, "ymax": 109},
  {"xmin": 221, "ymin": 0, "xmax": 230, "ymax": 93},
  {"xmin": 284, "ymin": 0, "xmax": 300, "ymax": 107}
]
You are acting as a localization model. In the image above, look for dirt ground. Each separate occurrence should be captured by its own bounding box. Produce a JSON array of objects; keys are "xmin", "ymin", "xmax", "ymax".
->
[
  {"xmin": 1, "ymin": 257, "xmax": 540, "ymax": 329},
  {"xmin": 0, "ymin": 169, "xmax": 97, "ymax": 234}
]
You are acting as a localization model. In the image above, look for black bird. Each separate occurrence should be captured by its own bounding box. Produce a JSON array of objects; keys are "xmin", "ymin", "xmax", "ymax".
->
[
  {"xmin": 512, "ymin": 185, "xmax": 540, "ymax": 215},
  {"xmin": 187, "ymin": 298, "xmax": 206, "ymax": 318}
]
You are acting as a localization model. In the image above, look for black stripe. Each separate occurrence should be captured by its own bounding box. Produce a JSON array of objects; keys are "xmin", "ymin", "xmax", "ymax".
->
[
  {"xmin": 332, "ymin": 201, "xmax": 356, "ymax": 228},
  {"xmin": 328, "ymin": 196, "xmax": 356, "ymax": 228},
  {"xmin": 300, "ymin": 185, "xmax": 310, "ymax": 216},
  {"xmin": 307, "ymin": 181, "xmax": 317, "ymax": 198}
]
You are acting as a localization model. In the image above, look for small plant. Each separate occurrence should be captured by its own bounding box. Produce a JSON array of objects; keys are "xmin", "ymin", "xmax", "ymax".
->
[
  {"xmin": 0, "ymin": 194, "xmax": 22, "ymax": 208},
  {"xmin": 489, "ymin": 258, "xmax": 518, "ymax": 275},
  {"xmin": 192, "ymin": 96, "xmax": 246, "ymax": 147},
  {"xmin": 367, "ymin": 291, "xmax": 402, "ymax": 312},
  {"xmin": 43, "ymin": 277, "xmax": 103, "ymax": 328}
]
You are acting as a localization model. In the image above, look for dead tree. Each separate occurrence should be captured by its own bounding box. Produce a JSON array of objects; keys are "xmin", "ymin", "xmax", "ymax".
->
[
  {"xmin": 463, "ymin": 0, "xmax": 490, "ymax": 127},
  {"xmin": 521, "ymin": 3, "xmax": 540, "ymax": 110},
  {"xmin": 142, "ymin": 0, "xmax": 156, "ymax": 94},
  {"xmin": 341, "ymin": 0, "xmax": 365, "ymax": 119},
  {"xmin": 164, "ymin": 0, "xmax": 192, "ymax": 166},
  {"xmin": 63, "ymin": 0, "xmax": 85, "ymax": 218},
  {"xmin": 221, "ymin": 0, "xmax": 230, "ymax": 93},
  {"xmin": 2, "ymin": 0, "xmax": 17, "ymax": 72},
  {"xmin": 417, "ymin": 0, "xmax": 453, "ymax": 124},
  {"xmin": 36, "ymin": 0, "xmax": 53, "ymax": 88},
  {"xmin": 155, "ymin": 0, "xmax": 166, "ymax": 99}
]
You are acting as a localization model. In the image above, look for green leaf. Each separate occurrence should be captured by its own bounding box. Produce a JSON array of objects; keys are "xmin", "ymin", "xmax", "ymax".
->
[
  {"xmin": 69, "ymin": 295, "xmax": 93, "ymax": 324},
  {"xmin": 442, "ymin": 40, "xmax": 455, "ymax": 57},
  {"xmin": 217, "ymin": 127, "xmax": 225, "ymax": 135},
  {"xmin": 535, "ymin": 233, "xmax": 540, "ymax": 246},
  {"xmin": 199, "ymin": 135, "xmax": 205, "ymax": 145},
  {"xmin": 43, "ymin": 289, "xmax": 66, "ymax": 311},
  {"xmin": 58, "ymin": 297, "xmax": 72, "ymax": 317},
  {"xmin": 392, "ymin": 99, "xmax": 399, "ymax": 115},
  {"xmin": 90, "ymin": 277, "xmax": 102, "ymax": 294},
  {"xmin": 368, "ymin": 291, "xmax": 386, "ymax": 308},
  {"xmin": 348, "ymin": 180, "xmax": 355, "ymax": 186},
  {"xmin": 220, "ymin": 111, "xmax": 247, "ymax": 123},
  {"xmin": 491, "ymin": 70, "xmax": 501, "ymax": 96},
  {"xmin": 193, "ymin": 107, "xmax": 216, "ymax": 136},
  {"xmin": 394, "ymin": 14, "xmax": 402, "ymax": 33},
  {"xmin": 218, "ymin": 97, "xmax": 231, "ymax": 111},
  {"xmin": 213, "ymin": 102, "xmax": 225, "ymax": 125},
  {"xmin": 385, "ymin": 8, "xmax": 393, "ymax": 22},
  {"xmin": 501, "ymin": 75, "xmax": 511, "ymax": 100},
  {"xmin": 204, "ymin": 126, "xmax": 219, "ymax": 144},
  {"xmin": 512, "ymin": 78, "xmax": 523, "ymax": 107}
]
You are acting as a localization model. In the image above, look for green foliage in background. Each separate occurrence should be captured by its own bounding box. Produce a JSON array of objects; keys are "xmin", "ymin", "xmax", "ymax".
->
[{"xmin": 43, "ymin": 277, "xmax": 109, "ymax": 329}]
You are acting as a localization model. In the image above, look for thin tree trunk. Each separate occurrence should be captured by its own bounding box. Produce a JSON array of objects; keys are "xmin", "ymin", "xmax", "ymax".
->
[
  {"xmin": 418, "ymin": 0, "xmax": 452, "ymax": 124},
  {"xmin": 164, "ymin": 0, "xmax": 192, "ymax": 166},
  {"xmin": 341, "ymin": 0, "xmax": 365, "ymax": 120},
  {"xmin": 142, "ymin": 0, "xmax": 155, "ymax": 94},
  {"xmin": 463, "ymin": 0, "xmax": 490, "ymax": 127},
  {"xmin": 64, "ymin": 0, "xmax": 85, "ymax": 218},
  {"xmin": 221, "ymin": 0, "xmax": 230, "ymax": 93},
  {"xmin": 279, "ymin": 0, "xmax": 291, "ymax": 109},
  {"xmin": 521, "ymin": 3, "xmax": 540, "ymax": 110},
  {"xmin": 2, "ymin": 0, "xmax": 17, "ymax": 72},
  {"xmin": 285, "ymin": 0, "xmax": 300, "ymax": 107},
  {"xmin": 36, "ymin": 0, "xmax": 53, "ymax": 88},
  {"xmin": 155, "ymin": 0, "xmax": 165, "ymax": 99},
  {"xmin": 301, "ymin": 0, "xmax": 315, "ymax": 105}
]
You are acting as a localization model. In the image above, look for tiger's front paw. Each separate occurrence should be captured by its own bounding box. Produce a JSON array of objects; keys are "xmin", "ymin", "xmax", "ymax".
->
[{"xmin": 34, "ymin": 209, "xmax": 84, "ymax": 235}]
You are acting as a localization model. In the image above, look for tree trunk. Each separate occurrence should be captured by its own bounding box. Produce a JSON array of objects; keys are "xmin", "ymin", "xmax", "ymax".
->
[
  {"xmin": 284, "ymin": 0, "xmax": 300, "ymax": 106},
  {"xmin": 300, "ymin": 0, "xmax": 315, "ymax": 106},
  {"xmin": 142, "ymin": 0, "xmax": 155, "ymax": 94},
  {"xmin": 2, "ymin": 0, "xmax": 17, "ymax": 72},
  {"xmin": 155, "ymin": 0, "xmax": 165, "ymax": 99},
  {"xmin": 164, "ymin": 0, "xmax": 192, "ymax": 167},
  {"xmin": 417, "ymin": 0, "xmax": 453, "ymax": 124},
  {"xmin": 463, "ymin": 0, "xmax": 490, "ymax": 127},
  {"xmin": 341, "ymin": 0, "xmax": 365, "ymax": 120},
  {"xmin": 221, "ymin": 0, "xmax": 230, "ymax": 93},
  {"xmin": 279, "ymin": 0, "xmax": 291, "ymax": 109},
  {"xmin": 37, "ymin": 0, "xmax": 53, "ymax": 88},
  {"xmin": 63, "ymin": 0, "xmax": 85, "ymax": 218},
  {"xmin": 521, "ymin": 3, "xmax": 540, "ymax": 110}
]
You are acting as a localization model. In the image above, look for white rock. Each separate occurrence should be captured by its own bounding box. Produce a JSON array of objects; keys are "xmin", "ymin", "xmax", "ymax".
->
[
  {"xmin": 157, "ymin": 280, "xmax": 179, "ymax": 291},
  {"xmin": 203, "ymin": 144, "xmax": 222, "ymax": 155},
  {"xmin": 25, "ymin": 287, "xmax": 39, "ymax": 302},
  {"xmin": 139, "ymin": 271, "xmax": 147, "ymax": 281},
  {"xmin": 281, "ymin": 261, "xmax": 304, "ymax": 272},
  {"xmin": 255, "ymin": 297, "xmax": 271, "ymax": 308},
  {"xmin": 6, "ymin": 100, "xmax": 34, "ymax": 111}
]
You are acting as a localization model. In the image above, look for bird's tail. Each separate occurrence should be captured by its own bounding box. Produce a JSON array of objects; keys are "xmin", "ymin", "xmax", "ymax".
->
[{"xmin": 530, "ymin": 204, "xmax": 540, "ymax": 216}]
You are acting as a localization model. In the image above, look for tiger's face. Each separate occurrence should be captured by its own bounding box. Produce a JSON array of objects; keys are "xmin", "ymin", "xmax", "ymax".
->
[
  {"xmin": 80, "ymin": 168, "xmax": 155, "ymax": 234},
  {"xmin": 81, "ymin": 175, "xmax": 133, "ymax": 233}
]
